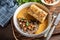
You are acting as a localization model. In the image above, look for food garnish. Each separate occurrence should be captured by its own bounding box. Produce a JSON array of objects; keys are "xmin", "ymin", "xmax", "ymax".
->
[
  {"xmin": 16, "ymin": 0, "xmax": 42, "ymax": 5},
  {"xmin": 18, "ymin": 18, "xmax": 38, "ymax": 34}
]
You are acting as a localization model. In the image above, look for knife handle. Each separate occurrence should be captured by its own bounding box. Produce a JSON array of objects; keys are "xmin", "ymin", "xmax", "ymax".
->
[
  {"xmin": 46, "ymin": 25, "xmax": 56, "ymax": 40},
  {"xmin": 44, "ymin": 17, "xmax": 55, "ymax": 37}
]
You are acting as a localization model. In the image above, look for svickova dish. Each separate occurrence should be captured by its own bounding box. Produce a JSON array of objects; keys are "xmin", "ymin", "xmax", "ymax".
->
[{"xmin": 13, "ymin": 2, "xmax": 52, "ymax": 37}]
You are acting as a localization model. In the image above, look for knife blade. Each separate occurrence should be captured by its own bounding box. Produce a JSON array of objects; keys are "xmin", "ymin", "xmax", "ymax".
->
[
  {"xmin": 54, "ymin": 13, "xmax": 60, "ymax": 25},
  {"xmin": 46, "ymin": 13, "xmax": 60, "ymax": 40}
]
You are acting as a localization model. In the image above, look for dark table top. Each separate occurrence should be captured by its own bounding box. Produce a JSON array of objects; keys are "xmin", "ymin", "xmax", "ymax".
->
[{"xmin": 0, "ymin": 21, "xmax": 14, "ymax": 40}]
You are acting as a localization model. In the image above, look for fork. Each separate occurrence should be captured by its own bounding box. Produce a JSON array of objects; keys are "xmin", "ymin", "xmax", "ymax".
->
[
  {"xmin": 44, "ymin": 12, "xmax": 58, "ymax": 38},
  {"xmin": 46, "ymin": 13, "xmax": 60, "ymax": 40}
]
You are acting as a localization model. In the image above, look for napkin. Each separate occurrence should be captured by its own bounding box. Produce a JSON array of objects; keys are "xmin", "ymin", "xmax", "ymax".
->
[{"xmin": 0, "ymin": 0, "xmax": 18, "ymax": 27}]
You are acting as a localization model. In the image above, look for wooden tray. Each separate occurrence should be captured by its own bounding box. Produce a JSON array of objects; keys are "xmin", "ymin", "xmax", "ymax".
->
[{"xmin": 11, "ymin": 2, "xmax": 60, "ymax": 40}]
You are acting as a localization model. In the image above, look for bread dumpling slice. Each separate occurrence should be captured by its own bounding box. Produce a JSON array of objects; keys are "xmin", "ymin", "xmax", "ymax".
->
[{"xmin": 28, "ymin": 4, "xmax": 48, "ymax": 23}]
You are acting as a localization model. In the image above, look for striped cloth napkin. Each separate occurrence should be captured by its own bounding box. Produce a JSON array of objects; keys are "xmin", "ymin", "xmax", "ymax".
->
[{"xmin": 0, "ymin": 0, "xmax": 18, "ymax": 27}]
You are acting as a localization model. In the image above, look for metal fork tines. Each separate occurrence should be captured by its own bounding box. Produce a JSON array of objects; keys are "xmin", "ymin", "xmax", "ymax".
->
[
  {"xmin": 46, "ymin": 13, "xmax": 60, "ymax": 40},
  {"xmin": 44, "ymin": 12, "xmax": 58, "ymax": 37}
]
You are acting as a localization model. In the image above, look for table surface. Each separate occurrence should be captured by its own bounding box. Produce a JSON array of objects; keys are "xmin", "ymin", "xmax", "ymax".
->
[{"xmin": 0, "ymin": 2, "xmax": 60, "ymax": 40}]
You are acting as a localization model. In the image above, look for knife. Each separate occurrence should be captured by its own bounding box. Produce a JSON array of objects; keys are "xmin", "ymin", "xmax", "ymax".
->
[{"xmin": 46, "ymin": 13, "xmax": 60, "ymax": 40}]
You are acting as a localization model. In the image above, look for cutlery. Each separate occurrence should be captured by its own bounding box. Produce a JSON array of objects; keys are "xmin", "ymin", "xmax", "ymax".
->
[
  {"xmin": 44, "ymin": 12, "xmax": 58, "ymax": 37},
  {"xmin": 46, "ymin": 13, "xmax": 60, "ymax": 40}
]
